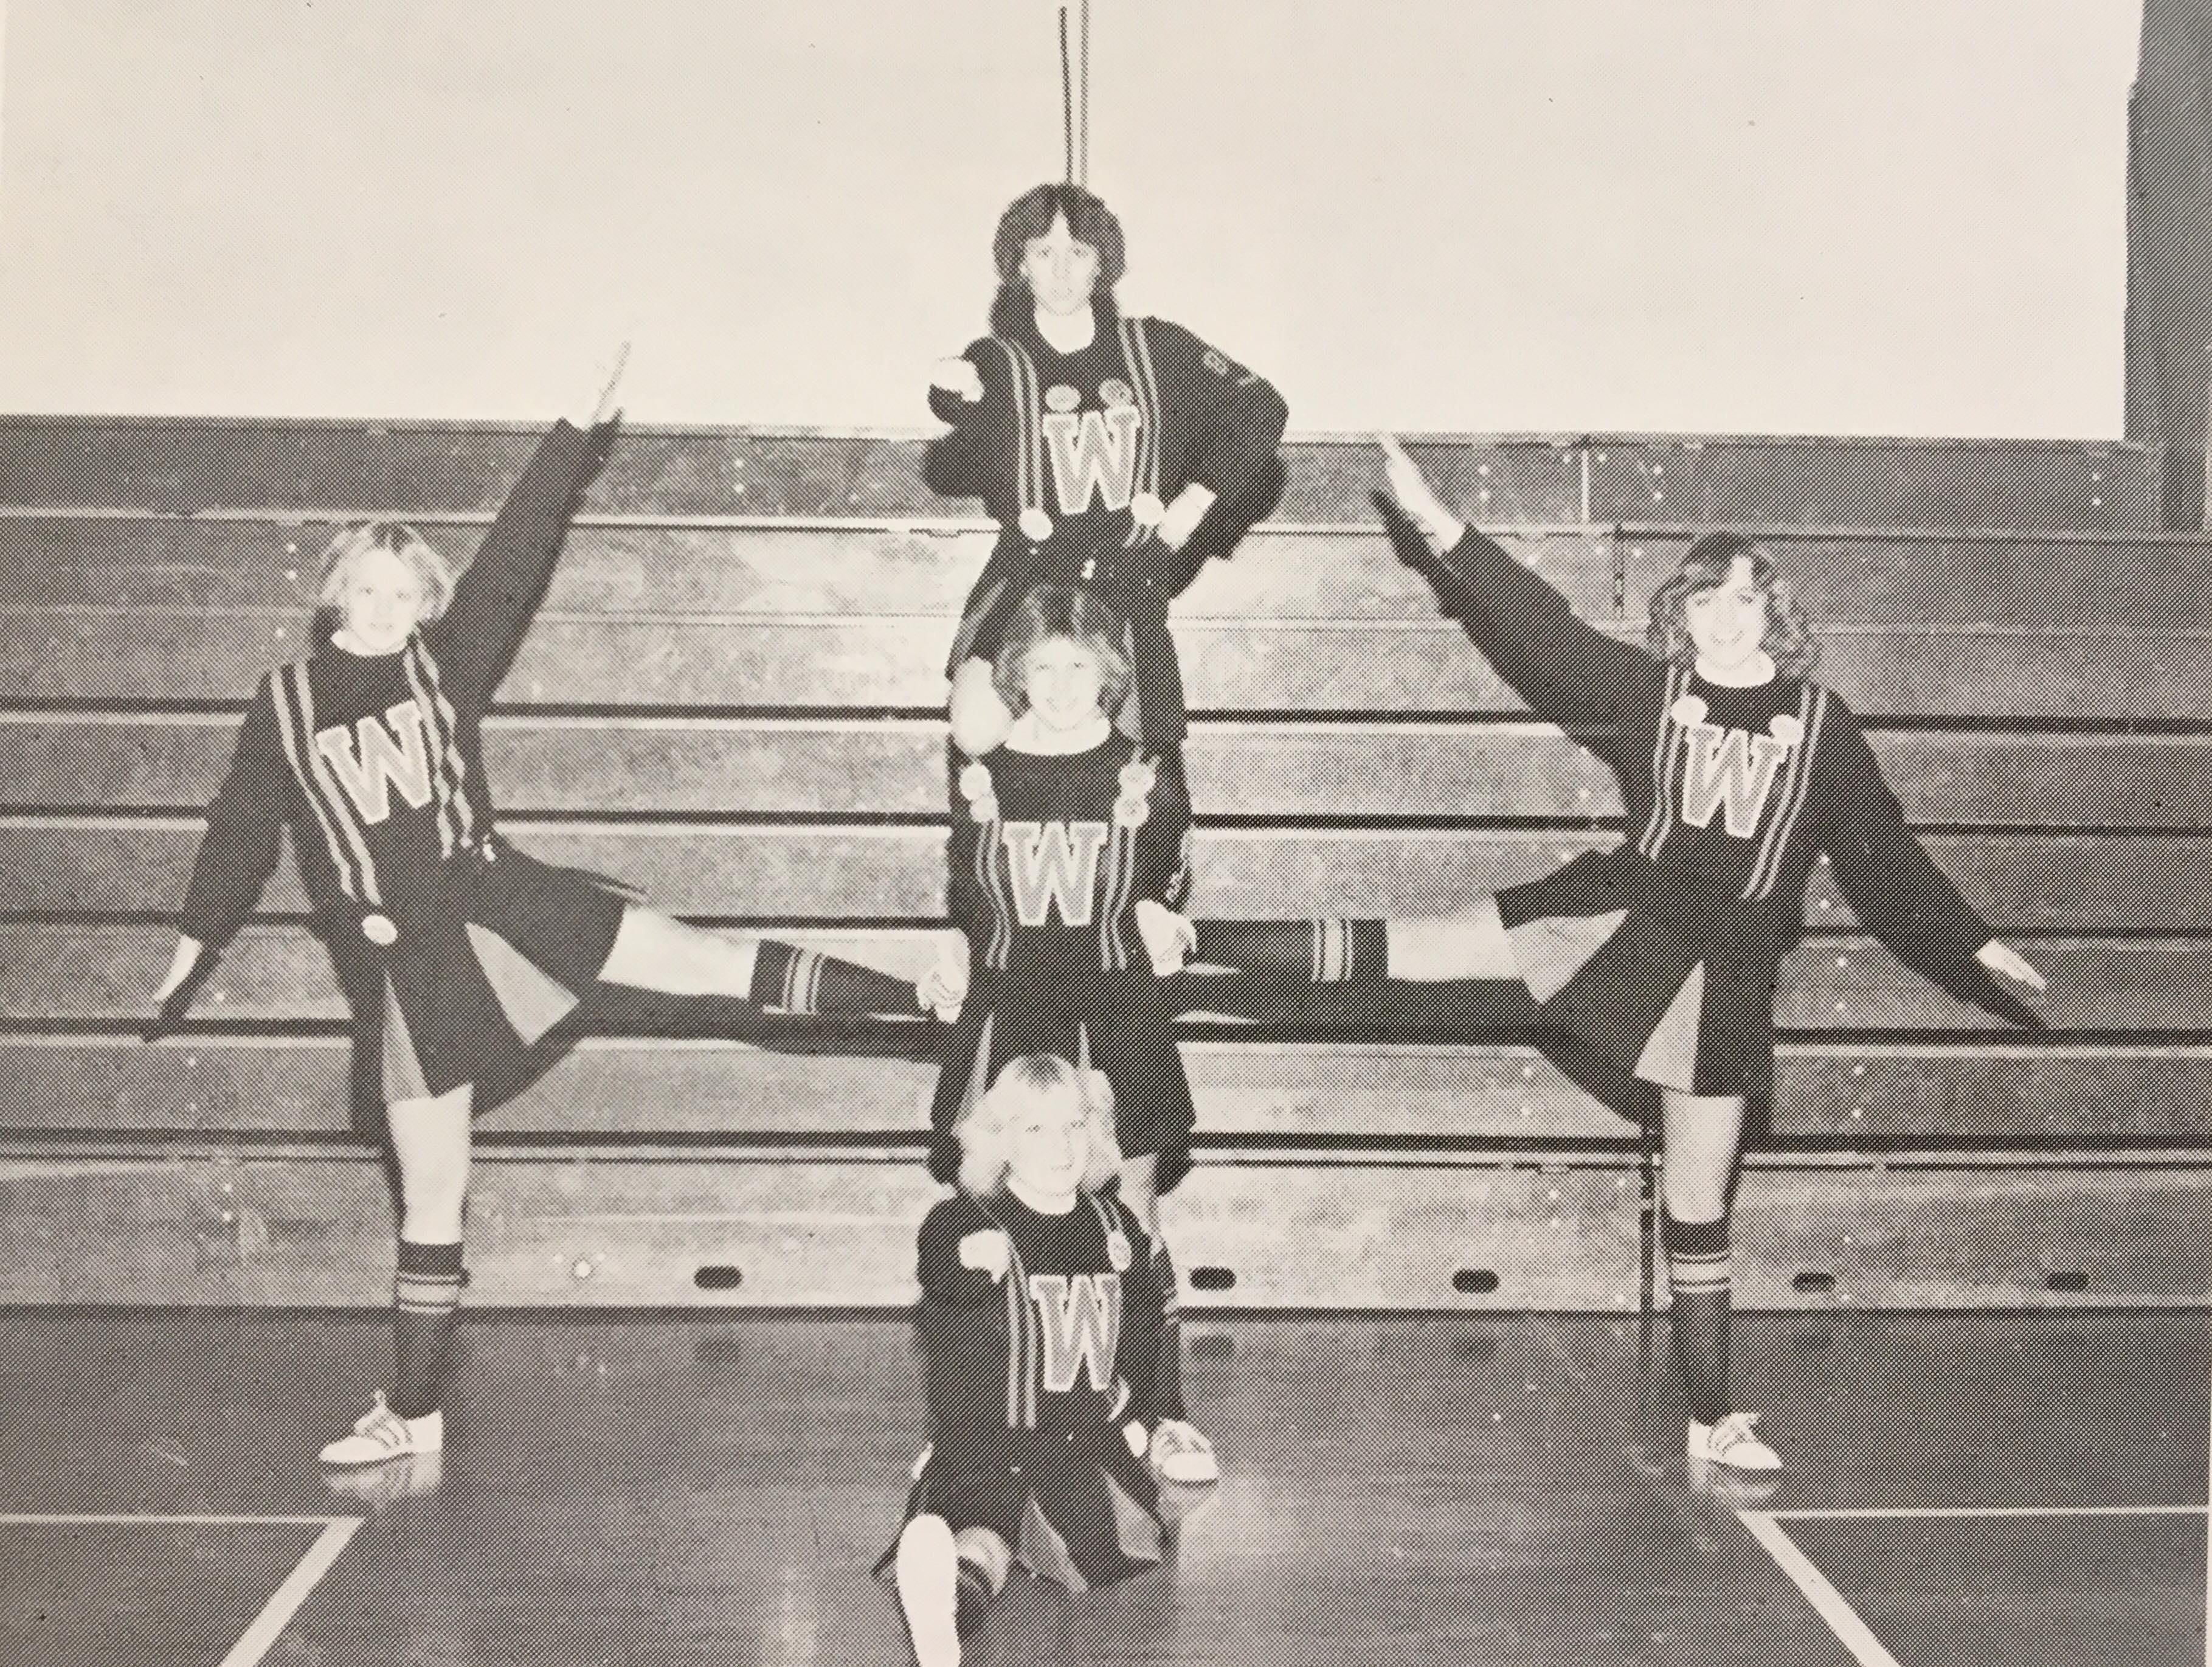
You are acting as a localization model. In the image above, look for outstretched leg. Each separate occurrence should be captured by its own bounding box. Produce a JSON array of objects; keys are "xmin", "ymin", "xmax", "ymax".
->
[
  {"xmin": 598, "ymin": 904, "xmax": 918, "ymax": 1016},
  {"xmin": 1192, "ymin": 896, "xmax": 1518, "ymax": 984},
  {"xmin": 896, "ymin": 1515, "xmax": 1009, "ymax": 1667}
]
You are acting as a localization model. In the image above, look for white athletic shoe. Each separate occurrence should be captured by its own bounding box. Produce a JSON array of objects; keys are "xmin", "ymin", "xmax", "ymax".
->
[
  {"xmin": 1150, "ymin": 1419, "xmax": 1220, "ymax": 1486},
  {"xmin": 1688, "ymin": 1412, "xmax": 1782, "ymax": 1472},
  {"xmin": 894, "ymin": 1514, "xmax": 962, "ymax": 1667},
  {"xmin": 318, "ymin": 1391, "xmax": 444, "ymax": 1468}
]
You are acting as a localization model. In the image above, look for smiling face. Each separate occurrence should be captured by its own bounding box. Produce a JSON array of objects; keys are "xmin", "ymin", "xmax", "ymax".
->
[
  {"xmin": 1019, "ymin": 634, "xmax": 1108, "ymax": 733},
  {"xmin": 1020, "ymin": 210, "xmax": 1102, "ymax": 318},
  {"xmin": 1003, "ymin": 1076, "xmax": 1093, "ymax": 1205},
  {"xmin": 1682, "ymin": 554, "xmax": 1774, "ymax": 678},
  {"xmin": 337, "ymin": 546, "xmax": 430, "ymax": 654}
]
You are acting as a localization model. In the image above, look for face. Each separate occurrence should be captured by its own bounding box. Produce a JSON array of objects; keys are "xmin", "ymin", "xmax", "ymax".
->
[
  {"xmin": 1020, "ymin": 210, "xmax": 1101, "ymax": 317},
  {"xmin": 1004, "ymin": 1080, "xmax": 1091, "ymax": 1202},
  {"xmin": 1682, "ymin": 555, "xmax": 1772, "ymax": 674},
  {"xmin": 339, "ymin": 546, "xmax": 430, "ymax": 654},
  {"xmin": 1020, "ymin": 636, "xmax": 1107, "ymax": 732}
]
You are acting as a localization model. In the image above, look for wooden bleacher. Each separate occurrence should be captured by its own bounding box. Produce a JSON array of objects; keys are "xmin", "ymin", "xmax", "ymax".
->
[{"xmin": 1, "ymin": 421, "xmax": 2206, "ymax": 1309}]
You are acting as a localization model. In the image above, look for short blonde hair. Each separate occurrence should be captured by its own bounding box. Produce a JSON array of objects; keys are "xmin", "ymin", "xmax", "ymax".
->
[
  {"xmin": 316, "ymin": 522, "xmax": 457, "ymax": 631},
  {"xmin": 955, "ymin": 1053, "xmax": 1121, "ymax": 1198}
]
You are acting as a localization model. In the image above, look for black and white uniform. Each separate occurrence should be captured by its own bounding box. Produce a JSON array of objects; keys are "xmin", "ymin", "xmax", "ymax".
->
[
  {"xmin": 932, "ymin": 733, "xmax": 1197, "ymax": 1191},
  {"xmin": 1414, "ymin": 525, "xmax": 2037, "ymax": 1100},
  {"xmin": 177, "ymin": 420, "xmax": 623, "ymax": 1109},
  {"xmin": 885, "ymin": 1188, "xmax": 1177, "ymax": 1592},
  {"xmin": 927, "ymin": 309, "xmax": 1288, "ymax": 752}
]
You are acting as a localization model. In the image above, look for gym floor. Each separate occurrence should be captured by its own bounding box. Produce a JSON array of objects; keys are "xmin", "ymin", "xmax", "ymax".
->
[{"xmin": 0, "ymin": 1308, "xmax": 2202, "ymax": 1666}]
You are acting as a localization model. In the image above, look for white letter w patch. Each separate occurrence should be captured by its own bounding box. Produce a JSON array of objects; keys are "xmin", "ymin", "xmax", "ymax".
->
[
  {"xmin": 1678, "ymin": 723, "xmax": 1789, "ymax": 838},
  {"xmin": 316, "ymin": 699, "xmax": 434, "ymax": 825},
  {"xmin": 1001, "ymin": 820, "xmax": 1110, "ymax": 927}
]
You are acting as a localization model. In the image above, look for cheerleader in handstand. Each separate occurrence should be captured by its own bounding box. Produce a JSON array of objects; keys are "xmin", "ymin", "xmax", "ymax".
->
[
  {"xmin": 886, "ymin": 1053, "xmax": 1187, "ymax": 1667},
  {"xmin": 1175, "ymin": 436, "xmax": 2047, "ymax": 1474},
  {"xmin": 918, "ymin": 583, "xmax": 1216, "ymax": 1485},
  {"xmin": 927, "ymin": 181, "xmax": 1288, "ymax": 782},
  {"xmin": 150, "ymin": 353, "xmax": 921, "ymax": 1468}
]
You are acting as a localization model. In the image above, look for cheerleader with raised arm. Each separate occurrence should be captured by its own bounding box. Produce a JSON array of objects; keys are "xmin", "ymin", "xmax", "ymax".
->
[
  {"xmin": 1173, "ymin": 437, "xmax": 2047, "ymax": 1475},
  {"xmin": 927, "ymin": 181, "xmax": 1287, "ymax": 783},
  {"xmin": 151, "ymin": 353, "xmax": 921, "ymax": 1469}
]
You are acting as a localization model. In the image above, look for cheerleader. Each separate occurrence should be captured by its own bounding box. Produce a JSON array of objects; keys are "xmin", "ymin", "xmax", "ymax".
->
[
  {"xmin": 149, "ymin": 353, "xmax": 921, "ymax": 1468},
  {"xmin": 1177, "ymin": 436, "xmax": 2047, "ymax": 1475},
  {"xmin": 886, "ymin": 1053, "xmax": 1195, "ymax": 1667},
  {"xmin": 927, "ymin": 181, "xmax": 1288, "ymax": 777},
  {"xmin": 918, "ymin": 584, "xmax": 1215, "ymax": 1486}
]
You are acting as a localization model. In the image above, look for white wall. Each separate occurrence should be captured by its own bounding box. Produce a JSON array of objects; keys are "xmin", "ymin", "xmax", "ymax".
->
[{"xmin": 0, "ymin": 1, "xmax": 2141, "ymax": 435}]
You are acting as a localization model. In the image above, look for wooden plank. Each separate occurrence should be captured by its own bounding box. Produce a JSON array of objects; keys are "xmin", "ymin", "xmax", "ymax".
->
[
  {"xmin": 0, "ymin": 1143, "xmax": 2199, "ymax": 1308},
  {"xmin": 6, "ymin": 819, "xmax": 2208, "ymax": 930},
  {"xmin": 1620, "ymin": 529, "xmax": 2212, "ymax": 628},
  {"xmin": 1589, "ymin": 437, "xmax": 2155, "ymax": 532},
  {"xmin": 0, "ymin": 921, "xmax": 2191, "ymax": 1033},
  {"xmin": 8, "ymin": 606, "xmax": 2208, "ymax": 719},
  {"xmin": 16, "ymin": 515, "xmax": 2212, "ymax": 629},
  {"xmin": 16, "ymin": 716, "xmax": 2203, "ymax": 827},
  {"xmin": 8, "ymin": 1033, "xmax": 2211, "ymax": 1145},
  {"xmin": 0, "ymin": 421, "xmax": 2157, "ymax": 529},
  {"xmin": 0, "ymin": 520, "xmax": 1622, "ymax": 619}
]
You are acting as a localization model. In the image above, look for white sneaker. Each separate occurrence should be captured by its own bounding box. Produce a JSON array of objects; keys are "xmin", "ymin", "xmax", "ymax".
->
[
  {"xmin": 319, "ymin": 1392, "xmax": 443, "ymax": 1467},
  {"xmin": 1688, "ymin": 1412, "xmax": 1782, "ymax": 1472},
  {"xmin": 894, "ymin": 1514, "xmax": 961, "ymax": 1667},
  {"xmin": 1150, "ymin": 1419, "xmax": 1220, "ymax": 1486}
]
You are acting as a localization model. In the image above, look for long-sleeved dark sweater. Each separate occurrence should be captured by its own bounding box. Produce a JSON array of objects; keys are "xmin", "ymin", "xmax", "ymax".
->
[{"xmin": 177, "ymin": 419, "xmax": 615, "ymax": 949}]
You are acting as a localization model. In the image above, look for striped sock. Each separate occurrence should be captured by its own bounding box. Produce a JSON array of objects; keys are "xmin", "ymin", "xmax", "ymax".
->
[
  {"xmin": 1189, "ymin": 919, "xmax": 1384, "ymax": 982},
  {"xmin": 748, "ymin": 941, "xmax": 918, "ymax": 1016},
  {"xmin": 1663, "ymin": 1211, "xmax": 1733, "ymax": 1427},
  {"xmin": 391, "ymin": 1238, "xmax": 465, "ymax": 1421}
]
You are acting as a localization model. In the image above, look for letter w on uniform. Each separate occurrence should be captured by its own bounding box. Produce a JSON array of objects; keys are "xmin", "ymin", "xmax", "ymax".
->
[
  {"xmin": 1043, "ymin": 406, "xmax": 1141, "ymax": 514},
  {"xmin": 1679, "ymin": 723, "xmax": 1789, "ymax": 838},
  {"xmin": 1002, "ymin": 820, "xmax": 1110, "ymax": 927},
  {"xmin": 1028, "ymin": 1272, "xmax": 1122, "ymax": 1394},
  {"xmin": 316, "ymin": 699, "xmax": 434, "ymax": 824}
]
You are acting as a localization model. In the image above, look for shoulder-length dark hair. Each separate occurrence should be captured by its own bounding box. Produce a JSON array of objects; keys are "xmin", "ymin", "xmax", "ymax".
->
[
  {"xmin": 986, "ymin": 182, "xmax": 1127, "ymax": 337},
  {"xmin": 1645, "ymin": 530, "xmax": 1818, "ymax": 678},
  {"xmin": 992, "ymin": 584, "xmax": 1132, "ymax": 718}
]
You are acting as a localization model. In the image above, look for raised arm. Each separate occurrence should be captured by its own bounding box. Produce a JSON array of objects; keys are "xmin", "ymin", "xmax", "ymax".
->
[
  {"xmin": 1377, "ymin": 434, "xmax": 1658, "ymax": 730},
  {"xmin": 427, "ymin": 350, "xmax": 626, "ymax": 703}
]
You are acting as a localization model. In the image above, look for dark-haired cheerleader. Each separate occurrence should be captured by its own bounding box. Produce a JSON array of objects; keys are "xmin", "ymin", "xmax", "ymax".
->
[{"xmin": 1175, "ymin": 436, "xmax": 2047, "ymax": 1475}]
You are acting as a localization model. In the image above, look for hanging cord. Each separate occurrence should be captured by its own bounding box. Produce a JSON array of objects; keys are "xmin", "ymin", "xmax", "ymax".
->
[
  {"xmin": 1078, "ymin": 0, "xmax": 1091, "ymax": 187},
  {"xmin": 1059, "ymin": 6, "xmax": 1076, "ymax": 184}
]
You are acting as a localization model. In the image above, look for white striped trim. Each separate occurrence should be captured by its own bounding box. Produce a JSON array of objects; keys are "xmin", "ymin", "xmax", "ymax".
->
[
  {"xmin": 1637, "ymin": 663, "xmax": 1688, "ymax": 858},
  {"xmin": 277, "ymin": 663, "xmax": 382, "ymax": 906},
  {"xmin": 1744, "ymin": 684, "xmax": 1827, "ymax": 900}
]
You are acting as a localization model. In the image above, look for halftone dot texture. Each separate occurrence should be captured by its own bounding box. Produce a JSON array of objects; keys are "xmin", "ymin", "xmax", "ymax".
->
[{"xmin": 0, "ymin": 409, "xmax": 2207, "ymax": 1658}]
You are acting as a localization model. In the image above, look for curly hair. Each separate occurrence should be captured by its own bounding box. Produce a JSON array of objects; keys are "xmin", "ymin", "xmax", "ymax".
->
[
  {"xmin": 1644, "ymin": 530, "xmax": 1818, "ymax": 678},
  {"xmin": 992, "ymin": 584, "xmax": 1133, "ymax": 719},
  {"xmin": 987, "ymin": 182, "xmax": 1127, "ymax": 337},
  {"xmin": 316, "ymin": 521, "xmax": 456, "ymax": 636},
  {"xmin": 955, "ymin": 1053, "xmax": 1122, "ymax": 1198}
]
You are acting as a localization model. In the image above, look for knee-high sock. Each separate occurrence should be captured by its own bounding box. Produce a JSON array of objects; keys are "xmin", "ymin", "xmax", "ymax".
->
[
  {"xmin": 748, "ymin": 941, "xmax": 917, "ymax": 1017},
  {"xmin": 1189, "ymin": 919, "xmax": 1386, "ymax": 982},
  {"xmin": 1664, "ymin": 1211, "xmax": 1733, "ymax": 1426},
  {"xmin": 391, "ymin": 1238, "xmax": 465, "ymax": 1421}
]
